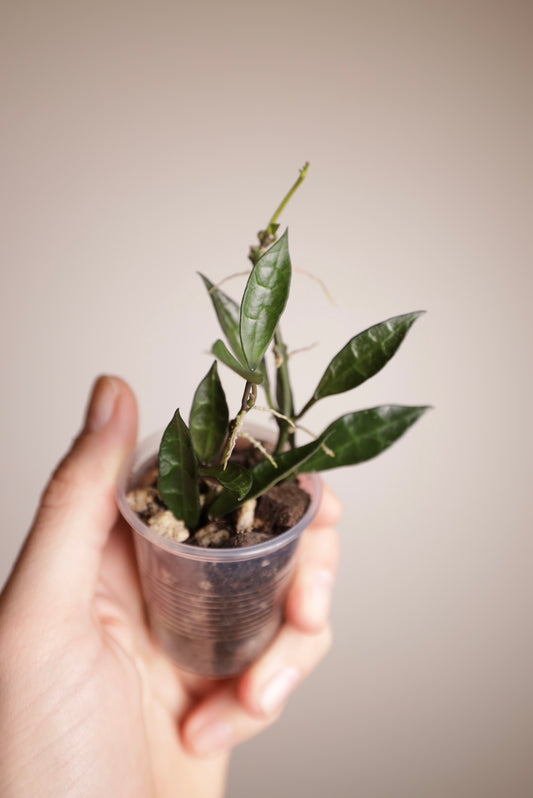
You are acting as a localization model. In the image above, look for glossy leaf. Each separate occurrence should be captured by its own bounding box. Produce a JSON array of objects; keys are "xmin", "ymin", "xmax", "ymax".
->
[
  {"xmin": 158, "ymin": 409, "xmax": 200, "ymax": 529},
  {"xmin": 189, "ymin": 361, "xmax": 229, "ymax": 464},
  {"xmin": 208, "ymin": 435, "xmax": 326, "ymax": 517},
  {"xmin": 298, "ymin": 405, "xmax": 431, "ymax": 472},
  {"xmin": 212, "ymin": 339, "xmax": 264, "ymax": 384},
  {"xmin": 310, "ymin": 312, "xmax": 425, "ymax": 405},
  {"xmin": 199, "ymin": 273, "xmax": 246, "ymax": 364},
  {"xmin": 200, "ymin": 463, "xmax": 253, "ymax": 499},
  {"xmin": 240, "ymin": 229, "xmax": 291, "ymax": 370}
]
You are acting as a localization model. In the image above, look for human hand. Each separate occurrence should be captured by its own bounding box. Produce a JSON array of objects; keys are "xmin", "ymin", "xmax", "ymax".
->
[{"xmin": 0, "ymin": 376, "xmax": 341, "ymax": 798}]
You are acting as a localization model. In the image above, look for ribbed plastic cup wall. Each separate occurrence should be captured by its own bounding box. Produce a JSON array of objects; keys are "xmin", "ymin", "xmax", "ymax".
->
[{"xmin": 117, "ymin": 430, "xmax": 322, "ymax": 678}]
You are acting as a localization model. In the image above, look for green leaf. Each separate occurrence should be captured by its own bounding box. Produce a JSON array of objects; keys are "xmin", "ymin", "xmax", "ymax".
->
[
  {"xmin": 298, "ymin": 405, "xmax": 431, "ymax": 472},
  {"xmin": 200, "ymin": 463, "xmax": 253, "ymax": 499},
  {"xmin": 158, "ymin": 409, "xmax": 201, "ymax": 529},
  {"xmin": 208, "ymin": 435, "xmax": 326, "ymax": 517},
  {"xmin": 311, "ymin": 312, "xmax": 425, "ymax": 405},
  {"xmin": 240, "ymin": 229, "xmax": 291, "ymax": 370},
  {"xmin": 212, "ymin": 339, "xmax": 264, "ymax": 384},
  {"xmin": 199, "ymin": 273, "xmax": 246, "ymax": 364},
  {"xmin": 189, "ymin": 361, "xmax": 229, "ymax": 464}
]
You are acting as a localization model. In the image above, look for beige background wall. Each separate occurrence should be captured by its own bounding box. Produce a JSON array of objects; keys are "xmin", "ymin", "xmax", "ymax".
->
[{"xmin": 2, "ymin": 1, "xmax": 532, "ymax": 796}]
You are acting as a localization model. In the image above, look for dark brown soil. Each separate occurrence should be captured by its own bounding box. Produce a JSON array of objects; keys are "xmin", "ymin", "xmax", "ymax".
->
[{"xmin": 127, "ymin": 456, "xmax": 311, "ymax": 549}]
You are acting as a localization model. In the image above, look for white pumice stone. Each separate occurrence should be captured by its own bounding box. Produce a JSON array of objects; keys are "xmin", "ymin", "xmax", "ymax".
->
[{"xmin": 148, "ymin": 510, "xmax": 190, "ymax": 542}]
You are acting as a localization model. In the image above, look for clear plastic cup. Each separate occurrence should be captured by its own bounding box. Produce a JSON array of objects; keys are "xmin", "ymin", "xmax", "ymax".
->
[{"xmin": 117, "ymin": 430, "xmax": 322, "ymax": 678}]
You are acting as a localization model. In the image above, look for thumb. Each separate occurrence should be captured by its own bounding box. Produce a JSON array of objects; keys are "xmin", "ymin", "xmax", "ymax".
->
[{"xmin": 7, "ymin": 376, "xmax": 138, "ymax": 609}]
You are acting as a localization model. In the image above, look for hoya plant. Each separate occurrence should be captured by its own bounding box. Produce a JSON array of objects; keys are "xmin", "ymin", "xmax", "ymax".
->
[{"xmin": 157, "ymin": 164, "xmax": 428, "ymax": 532}]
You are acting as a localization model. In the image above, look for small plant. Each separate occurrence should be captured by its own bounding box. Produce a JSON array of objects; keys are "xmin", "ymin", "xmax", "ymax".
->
[
  {"xmin": 156, "ymin": 164, "xmax": 428, "ymax": 538},
  {"xmin": 120, "ymin": 164, "xmax": 430, "ymax": 674}
]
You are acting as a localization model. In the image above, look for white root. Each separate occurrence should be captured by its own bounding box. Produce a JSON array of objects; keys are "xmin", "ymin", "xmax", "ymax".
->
[{"xmin": 235, "ymin": 498, "xmax": 257, "ymax": 534}]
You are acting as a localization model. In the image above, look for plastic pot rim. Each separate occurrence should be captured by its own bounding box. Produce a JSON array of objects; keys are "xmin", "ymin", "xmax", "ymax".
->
[{"xmin": 117, "ymin": 428, "xmax": 323, "ymax": 563}]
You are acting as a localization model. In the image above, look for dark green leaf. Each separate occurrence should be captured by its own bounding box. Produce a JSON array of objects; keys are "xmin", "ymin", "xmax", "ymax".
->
[
  {"xmin": 212, "ymin": 339, "xmax": 264, "ymax": 384},
  {"xmin": 158, "ymin": 409, "xmax": 200, "ymax": 529},
  {"xmin": 200, "ymin": 463, "xmax": 253, "ymax": 499},
  {"xmin": 199, "ymin": 273, "xmax": 246, "ymax": 364},
  {"xmin": 189, "ymin": 362, "xmax": 229, "ymax": 464},
  {"xmin": 298, "ymin": 405, "xmax": 431, "ymax": 472},
  {"xmin": 209, "ymin": 435, "xmax": 326, "ymax": 517},
  {"xmin": 240, "ymin": 229, "xmax": 291, "ymax": 370},
  {"xmin": 311, "ymin": 312, "xmax": 425, "ymax": 404}
]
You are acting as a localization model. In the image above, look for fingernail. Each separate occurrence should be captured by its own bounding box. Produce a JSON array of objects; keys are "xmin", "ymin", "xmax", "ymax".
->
[
  {"xmin": 85, "ymin": 376, "xmax": 119, "ymax": 432},
  {"xmin": 188, "ymin": 719, "xmax": 233, "ymax": 756},
  {"xmin": 260, "ymin": 667, "xmax": 300, "ymax": 716},
  {"xmin": 308, "ymin": 569, "xmax": 334, "ymax": 626}
]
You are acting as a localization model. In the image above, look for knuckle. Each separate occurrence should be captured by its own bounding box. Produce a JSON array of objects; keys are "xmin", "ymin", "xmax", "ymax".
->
[{"xmin": 40, "ymin": 449, "xmax": 83, "ymax": 512}]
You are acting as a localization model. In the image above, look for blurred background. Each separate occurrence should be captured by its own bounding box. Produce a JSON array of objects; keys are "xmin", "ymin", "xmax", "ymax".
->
[{"xmin": 1, "ymin": 1, "xmax": 532, "ymax": 795}]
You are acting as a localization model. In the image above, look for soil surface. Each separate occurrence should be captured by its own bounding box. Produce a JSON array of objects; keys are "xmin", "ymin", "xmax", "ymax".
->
[{"xmin": 127, "ymin": 457, "xmax": 311, "ymax": 549}]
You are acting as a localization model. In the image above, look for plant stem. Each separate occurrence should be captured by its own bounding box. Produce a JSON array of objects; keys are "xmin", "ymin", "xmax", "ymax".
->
[
  {"xmin": 247, "ymin": 164, "xmax": 309, "ymax": 450},
  {"xmin": 221, "ymin": 381, "xmax": 257, "ymax": 468},
  {"xmin": 273, "ymin": 329, "xmax": 295, "ymax": 454},
  {"xmin": 267, "ymin": 161, "xmax": 309, "ymax": 232},
  {"xmin": 249, "ymin": 162, "xmax": 310, "ymax": 263}
]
